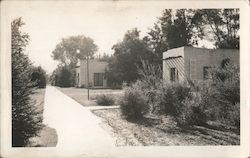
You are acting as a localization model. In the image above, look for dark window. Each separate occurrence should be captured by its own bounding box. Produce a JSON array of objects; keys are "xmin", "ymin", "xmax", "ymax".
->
[
  {"xmin": 94, "ymin": 73, "xmax": 104, "ymax": 86},
  {"xmin": 77, "ymin": 73, "xmax": 79, "ymax": 85},
  {"xmin": 170, "ymin": 68, "xmax": 178, "ymax": 82},
  {"xmin": 203, "ymin": 66, "xmax": 211, "ymax": 80}
]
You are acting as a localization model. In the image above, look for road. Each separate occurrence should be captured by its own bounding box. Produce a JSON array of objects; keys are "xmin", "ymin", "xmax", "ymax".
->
[{"xmin": 42, "ymin": 86, "xmax": 115, "ymax": 157}]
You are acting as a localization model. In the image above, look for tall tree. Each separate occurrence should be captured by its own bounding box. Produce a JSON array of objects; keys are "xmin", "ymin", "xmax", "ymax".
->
[
  {"xmin": 106, "ymin": 28, "xmax": 155, "ymax": 86},
  {"xmin": 12, "ymin": 18, "xmax": 43, "ymax": 146},
  {"xmin": 191, "ymin": 9, "xmax": 239, "ymax": 49},
  {"xmin": 146, "ymin": 9, "xmax": 193, "ymax": 65},
  {"xmin": 51, "ymin": 35, "xmax": 98, "ymax": 87},
  {"xmin": 51, "ymin": 35, "xmax": 98, "ymax": 66}
]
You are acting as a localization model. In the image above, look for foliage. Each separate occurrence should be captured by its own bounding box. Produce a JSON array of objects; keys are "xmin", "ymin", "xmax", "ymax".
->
[
  {"xmin": 137, "ymin": 60, "xmax": 162, "ymax": 88},
  {"xmin": 97, "ymin": 53, "xmax": 114, "ymax": 63},
  {"xmin": 176, "ymin": 95, "xmax": 207, "ymax": 126},
  {"xmin": 228, "ymin": 103, "xmax": 240, "ymax": 129},
  {"xmin": 96, "ymin": 94, "xmax": 115, "ymax": 106},
  {"xmin": 50, "ymin": 65, "xmax": 75, "ymax": 87},
  {"xmin": 191, "ymin": 9, "xmax": 239, "ymax": 49},
  {"xmin": 52, "ymin": 35, "xmax": 98, "ymax": 66},
  {"xmin": 199, "ymin": 63, "xmax": 240, "ymax": 127},
  {"xmin": 30, "ymin": 66, "xmax": 47, "ymax": 88},
  {"xmin": 145, "ymin": 9, "xmax": 239, "ymax": 67},
  {"xmin": 106, "ymin": 28, "xmax": 156, "ymax": 86},
  {"xmin": 146, "ymin": 9, "xmax": 193, "ymax": 66},
  {"xmin": 120, "ymin": 83, "xmax": 150, "ymax": 120},
  {"xmin": 158, "ymin": 83, "xmax": 192, "ymax": 116},
  {"xmin": 12, "ymin": 18, "xmax": 43, "ymax": 146},
  {"xmin": 51, "ymin": 35, "xmax": 98, "ymax": 87},
  {"xmin": 136, "ymin": 60, "xmax": 163, "ymax": 113}
]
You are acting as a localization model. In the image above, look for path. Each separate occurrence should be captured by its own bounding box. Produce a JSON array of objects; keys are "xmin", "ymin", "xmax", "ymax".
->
[{"xmin": 43, "ymin": 86, "xmax": 115, "ymax": 157}]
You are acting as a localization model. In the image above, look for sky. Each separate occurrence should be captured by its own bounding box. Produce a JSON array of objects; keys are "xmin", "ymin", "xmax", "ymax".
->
[{"xmin": 5, "ymin": 1, "xmax": 215, "ymax": 74}]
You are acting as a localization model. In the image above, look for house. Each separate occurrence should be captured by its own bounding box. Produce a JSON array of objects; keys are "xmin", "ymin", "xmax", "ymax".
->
[
  {"xmin": 162, "ymin": 46, "xmax": 239, "ymax": 82},
  {"xmin": 75, "ymin": 59, "xmax": 108, "ymax": 88}
]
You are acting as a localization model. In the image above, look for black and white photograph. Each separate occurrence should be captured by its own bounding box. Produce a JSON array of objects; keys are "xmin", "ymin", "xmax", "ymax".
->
[{"xmin": 0, "ymin": 0, "xmax": 249, "ymax": 157}]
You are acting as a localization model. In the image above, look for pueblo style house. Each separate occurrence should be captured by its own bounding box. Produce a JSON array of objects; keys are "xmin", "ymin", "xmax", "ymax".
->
[
  {"xmin": 162, "ymin": 46, "xmax": 239, "ymax": 83},
  {"xmin": 75, "ymin": 59, "xmax": 108, "ymax": 88}
]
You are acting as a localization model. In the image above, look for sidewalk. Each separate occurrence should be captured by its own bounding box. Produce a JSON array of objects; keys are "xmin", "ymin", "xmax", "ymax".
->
[{"xmin": 43, "ymin": 86, "xmax": 115, "ymax": 157}]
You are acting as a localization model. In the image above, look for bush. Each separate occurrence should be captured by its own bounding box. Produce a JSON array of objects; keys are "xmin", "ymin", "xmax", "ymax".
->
[
  {"xmin": 159, "ymin": 83, "xmax": 192, "ymax": 116},
  {"xmin": 120, "ymin": 85, "xmax": 149, "ymax": 120},
  {"xmin": 157, "ymin": 83, "xmax": 207, "ymax": 126},
  {"xmin": 30, "ymin": 66, "xmax": 47, "ymax": 88},
  {"xmin": 50, "ymin": 65, "xmax": 75, "ymax": 87},
  {"xmin": 176, "ymin": 96, "xmax": 207, "ymax": 126},
  {"xmin": 136, "ymin": 60, "xmax": 163, "ymax": 114},
  {"xmin": 96, "ymin": 94, "xmax": 115, "ymax": 106},
  {"xmin": 199, "ymin": 64, "xmax": 240, "ymax": 128},
  {"xmin": 228, "ymin": 103, "xmax": 240, "ymax": 129}
]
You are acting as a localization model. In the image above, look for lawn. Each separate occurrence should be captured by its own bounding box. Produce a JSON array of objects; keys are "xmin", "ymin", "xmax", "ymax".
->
[
  {"xmin": 28, "ymin": 88, "xmax": 58, "ymax": 147},
  {"xmin": 92, "ymin": 108, "xmax": 240, "ymax": 146},
  {"xmin": 56, "ymin": 87, "xmax": 123, "ymax": 106}
]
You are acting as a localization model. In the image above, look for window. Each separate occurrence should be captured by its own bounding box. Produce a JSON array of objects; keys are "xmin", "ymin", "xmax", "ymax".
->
[
  {"xmin": 94, "ymin": 73, "xmax": 104, "ymax": 86},
  {"xmin": 203, "ymin": 66, "xmax": 211, "ymax": 80},
  {"xmin": 170, "ymin": 68, "xmax": 178, "ymax": 82}
]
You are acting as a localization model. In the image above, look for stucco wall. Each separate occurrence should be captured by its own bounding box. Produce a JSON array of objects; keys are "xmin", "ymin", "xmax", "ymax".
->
[
  {"xmin": 163, "ymin": 47, "xmax": 185, "ymax": 83},
  {"xmin": 163, "ymin": 57, "xmax": 185, "ymax": 83},
  {"xmin": 163, "ymin": 46, "xmax": 239, "ymax": 82},
  {"xmin": 77, "ymin": 60, "xmax": 108, "ymax": 88},
  {"xmin": 184, "ymin": 47, "xmax": 239, "ymax": 81}
]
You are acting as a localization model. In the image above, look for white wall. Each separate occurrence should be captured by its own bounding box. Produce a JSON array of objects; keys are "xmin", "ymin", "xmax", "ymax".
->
[{"xmin": 77, "ymin": 60, "xmax": 108, "ymax": 88}]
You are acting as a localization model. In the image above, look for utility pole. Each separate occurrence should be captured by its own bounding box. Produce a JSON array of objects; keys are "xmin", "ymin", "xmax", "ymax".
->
[
  {"xmin": 86, "ymin": 52, "xmax": 90, "ymax": 100},
  {"xmin": 77, "ymin": 49, "xmax": 90, "ymax": 100}
]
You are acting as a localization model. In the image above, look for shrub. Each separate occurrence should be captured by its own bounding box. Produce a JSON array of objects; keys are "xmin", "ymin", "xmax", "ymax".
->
[
  {"xmin": 50, "ymin": 65, "xmax": 75, "ymax": 87},
  {"xmin": 176, "ymin": 96, "xmax": 207, "ymax": 126},
  {"xmin": 96, "ymin": 94, "xmax": 115, "ymax": 106},
  {"xmin": 159, "ymin": 83, "xmax": 192, "ymax": 116},
  {"xmin": 120, "ymin": 85, "xmax": 149, "ymax": 120},
  {"xmin": 136, "ymin": 60, "xmax": 163, "ymax": 114},
  {"xmin": 30, "ymin": 66, "xmax": 47, "ymax": 88},
  {"xmin": 157, "ymin": 83, "xmax": 207, "ymax": 126},
  {"xmin": 199, "ymin": 64, "xmax": 240, "ymax": 128},
  {"xmin": 228, "ymin": 103, "xmax": 240, "ymax": 129}
]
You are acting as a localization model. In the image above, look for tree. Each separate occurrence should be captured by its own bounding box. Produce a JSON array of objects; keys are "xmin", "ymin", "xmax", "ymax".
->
[
  {"xmin": 51, "ymin": 35, "xmax": 98, "ymax": 87},
  {"xmin": 30, "ymin": 66, "xmax": 47, "ymax": 88},
  {"xmin": 106, "ymin": 28, "xmax": 156, "ymax": 86},
  {"xmin": 51, "ymin": 35, "xmax": 98, "ymax": 66},
  {"xmin": 146, "ymin": 9, "xmax": 193, "ymax": 65},
  {"xmin": 12, "ymin": 18, "xmax": 43, "ymax": 146},
  {"xmin": 191, "ymin": 9, "xmax": 239, "ymax": 49}
]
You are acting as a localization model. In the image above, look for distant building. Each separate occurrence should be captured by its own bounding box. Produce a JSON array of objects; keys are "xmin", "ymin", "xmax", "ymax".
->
[
  {"xmin": 75, "ymin": 59, "xmax": 108, "ymax": 88},
  {"xmin": 162, "ymin": 46, "xmax": 239, "ymax": 83}
]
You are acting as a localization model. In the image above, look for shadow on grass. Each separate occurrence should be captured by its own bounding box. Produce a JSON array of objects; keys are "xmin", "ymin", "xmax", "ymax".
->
[{"xmin": 28, "ymin": 126, "xmax": 58, "ymax": 147}]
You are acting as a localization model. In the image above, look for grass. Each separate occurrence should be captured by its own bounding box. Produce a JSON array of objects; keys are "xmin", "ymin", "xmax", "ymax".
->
[
  {"xmin": 28, "ymin": 126, "xmax": 58, "ymax": 147},
  {"xmin": 56, "ymin": 87, "xmax": 123, "ymax": 106},
  {"xmin": 27, "ymin": 88, "xmax": 58, "ymax": 147},
  {"xmin": 92, "ymin": 109, "xmax": 240, "ymax": 146}
]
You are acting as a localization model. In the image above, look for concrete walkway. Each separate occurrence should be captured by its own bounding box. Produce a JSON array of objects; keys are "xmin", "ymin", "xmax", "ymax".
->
[{"xmin": 43, "ymin": 86, "xmax": 115, "ymax": 157}]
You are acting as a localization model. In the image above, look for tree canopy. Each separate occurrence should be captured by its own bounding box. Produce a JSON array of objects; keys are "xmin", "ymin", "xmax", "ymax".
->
[
  {"xmin": 106, "ymin": 28, "xmax": 156, "ymax": 86},
  {"xmin": 191, "ymin": 9, "xmax": 239, "ymax": 49},
  {"xmin": 51, "ymin": 35, "xmax": 98, "ymax": 66},
  {"xmin": 146, "ymin": 8, "xmax": 239, "ymax": 63},
  {"xmin": 51, "ymin": 35, "xmax": 98, "ymax": 87}
]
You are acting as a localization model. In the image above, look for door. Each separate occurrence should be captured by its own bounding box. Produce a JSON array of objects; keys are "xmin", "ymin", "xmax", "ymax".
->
[{"xmin": 94, "ymin": 73, "xmax": 104, "ymax": 86}]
